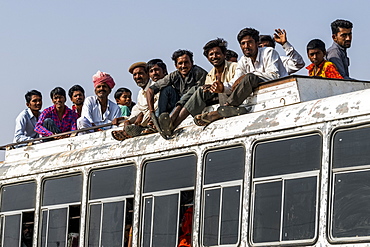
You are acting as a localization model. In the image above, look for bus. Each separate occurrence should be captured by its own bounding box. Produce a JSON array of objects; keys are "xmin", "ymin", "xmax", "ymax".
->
[{"xmin": 1, "ymin": 75, "xmax": 370, "ymax": 247}]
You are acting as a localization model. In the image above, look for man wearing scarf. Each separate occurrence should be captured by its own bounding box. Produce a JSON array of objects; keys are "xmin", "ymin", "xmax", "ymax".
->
[{"xmin": 77, "ymin": 70, "xmax": 121, "ymax": 131}]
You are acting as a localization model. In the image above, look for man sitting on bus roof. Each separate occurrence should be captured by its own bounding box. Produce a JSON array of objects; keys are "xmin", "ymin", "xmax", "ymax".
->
[
  {"xmin": 13, "ymin": 90, "xmax": 43, "ymax": 143},
  {"xmin": 77, "ymin": 71, "xmax": 121, "ymax": 132},
  {"xmin": 225, "ymin": 49, "xmax": 238, "ymax": 62},
  {"xmin": 306, "ymin": 39, "xmax": 343, "ymax": 79},
  {"xmin": 145, "ymin": 50, "xmax": 207, "ymax": 133},
  {"xmin": 157, "ymin": 38, "xmax": 237, "ymax": 137},
  {"xmin": 326, "ymin": 19, "xmax": 353, "ymax": 79},
  {"xmin": 193, "ymin": 27, "xmax": 288, "ymax": 125},
  {"xmin": 68, "ymin": 84, "xmax": 85, "ymax": 117},
  {"xmin": 259, "ymin": 28, "xmax": 305, "ymax": 74},
  {"xmin": 111, "ymin": 61, "xmax": 162, "ymax": 140},
  {"xmin": 35, "ymin": 87, "xmax": 78, "ymax": 139}
]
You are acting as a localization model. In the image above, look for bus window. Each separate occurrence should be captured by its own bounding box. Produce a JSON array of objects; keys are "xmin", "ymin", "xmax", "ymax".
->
[
  {"xmin": 141, "ymin": 154, "xmax": 196, "ymax": 247},
  {"xmin": 40, "ymin": 174, "xmax": 82, "ymax": 247},
  {"xmin": 251, "ymin": 134, "xmax": 321, "ymax": 245},
  {"xmin": 202, "ymin": 146, "xmax": 244, "ymax": 246},
  {"xmin": 331, "ymin": 126, "xmax": 370, "ymax": 240},
  {"xmin": 87, "ymin": 165, "xmax": 136, "ymax": 247},
  {"xmin": 0, "ymin": 181, "xmax": 36, "ymax": 247}
]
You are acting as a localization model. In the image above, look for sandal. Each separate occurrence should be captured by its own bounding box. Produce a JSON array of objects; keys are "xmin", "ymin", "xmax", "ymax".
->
[
  {"xmin": 193, "ymin": 113, "xmax": 213, "ymax": 126},
  {"xmin": 158, "ymin": 112, "xmax": 173, "ymax": 136},
  {"xmin": 125, "ymin": 125, "xmax": 146, "ymax": 137},
  {"xmin": 111, "ymin": 130, "xmax": 127, "ymax": 141},
  {"xmin": 150, "ymin": 112, "xmax": 169, "ymax": 140},
  {"xmin": 217, "ymin": 106, "xmax": 249, "ymax": 118}
]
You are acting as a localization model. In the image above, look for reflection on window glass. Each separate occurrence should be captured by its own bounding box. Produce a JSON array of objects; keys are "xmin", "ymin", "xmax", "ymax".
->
[
  {"xmin": 204, "ymin": 147, "xmax": 245, "ymax": 184},
  {"xmin": 283, "ymin": 177, "xmax": 316, "ymax": 240},
  {"xmin": 152, "ymin": 194, "xmax": 179, "ymax": 246},
  {"xmin": 254, "ymin": 134, "xmax": 321, "ymax": 178},
  {"xmin": 89, "ymin": 165, "xmax": 136, "ymax": 200},
  {"xmin": 101, "ymin": 201, "xmax": 125, "ymax": 246},
  {"xmin": 332, "ymin": 170, "xmax": 370, "ymax": 238},
  {"xmin": 47, "ymin": 208, "xmax": 68, "ymax": 247},
  {"xmin": 3, "ymin": 214, "xmax": 21, "ymax": 247},
  {"xmin": 142, "ymin": 197, "xmax": 153, "ymax": 247},
  {"xmin": 203, "ymin": 188, "xmax": 221, "ymax": 246},
  {"xmin": 220, "ymin": 186, "xmax": 241, "ymax": 245},
  {"xmin": 332, "ymin": 126, "xmax": 370, "ymax": 169},
  {"xmin": 43, "ymin": 175, "xmax": 82, "ymax": 206},
  {"xmin": 253, "ymin": 181, "xmax": 282, "ymax": 243},
  {"xmin": 88, "ymin": 204, "xmax": 101, "ymax": 247},
  {"xmin": 1, "ymin": 182, "xmax": 36, "ymax": 212}
]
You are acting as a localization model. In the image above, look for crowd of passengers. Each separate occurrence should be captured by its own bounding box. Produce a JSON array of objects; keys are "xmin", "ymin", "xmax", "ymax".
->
[{"xmin": 14, "ymin": 19, "xmax": 353, "ymax": 144}]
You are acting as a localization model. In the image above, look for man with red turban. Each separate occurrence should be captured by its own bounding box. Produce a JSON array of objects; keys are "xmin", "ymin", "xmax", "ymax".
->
[{"xmin": 77, "ymin": 70, "xmax": 121, "ymax": 131}]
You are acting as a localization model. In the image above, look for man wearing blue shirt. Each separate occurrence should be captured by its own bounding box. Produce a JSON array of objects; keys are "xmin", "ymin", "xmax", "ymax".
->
[{"xmin": 13, "ymin": 90, "xmax": 43, "ymax": 143}]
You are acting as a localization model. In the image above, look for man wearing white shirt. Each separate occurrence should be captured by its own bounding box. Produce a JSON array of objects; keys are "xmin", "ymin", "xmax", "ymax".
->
[
  {"xmin": 78, "ymin": 70, "xmax": 121, "ymax": 131},
  {"xmin": 259, "ymin": 29, "xmax": 305, "ymax": 75},
  {"xmin": 13, "ymin": 90, "xmax": 42, "ymax": 143},
  {"xmin": 112, "ymin": 62, "xmax": 161, "ymax": 140},
  {"xmin": 194, "ymin": 27, "xmax": 288, "ymax": 125}
]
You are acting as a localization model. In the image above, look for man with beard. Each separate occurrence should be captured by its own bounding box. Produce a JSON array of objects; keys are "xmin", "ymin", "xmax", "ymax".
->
[
  {"xmin": 77, "ymin": 70, "xmax": 121, "ymax": 131},
  {"xmin": 157, "ymin": 38, "xmax": 237, "ymax": 137},
  {"xmin": 193, "ymin": 27, "xmax": 287, "ymax": 125},
  {"xmin": 326, "ymin": 19, "xmax": 353, "ymax": 79},
  {"xmin": 112, "ymin": 61, "xmax": 161, "ymax": 140},
  {"xmin": 68, "ymin": 84, "xmax": 85, "ymax": 117},
  {"xmin": 14, "ymin": 90, "xmax": 43, "ymax": 143}
]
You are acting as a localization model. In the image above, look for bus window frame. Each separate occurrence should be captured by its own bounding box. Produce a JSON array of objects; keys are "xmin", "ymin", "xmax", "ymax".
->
[
  {"xmin": 39, "ymin": 173, "xmax": 82, "ymax": 247},
  {"xmin": 0, "ymin": 180, "xmax": 36, "ymax": 247},
  {"xmin": 328, "ymin": 124, "xmax": 370, "ymax": 243},
  {"xmin": 249, "ymin": 132, "xmax": 322, "ymax": 246},
  {"xmin": 140, "ymin": 153, "xmax": 197, "ymax": 247},
  {"xmin": 200, "ymin": 145, "xmax": 245, "ymax": 247}
]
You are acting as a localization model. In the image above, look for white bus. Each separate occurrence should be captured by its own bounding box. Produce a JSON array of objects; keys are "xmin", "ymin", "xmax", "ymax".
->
[{"xmin": 1, "ymin": 75, "xmax": 370, "ymax": 247}]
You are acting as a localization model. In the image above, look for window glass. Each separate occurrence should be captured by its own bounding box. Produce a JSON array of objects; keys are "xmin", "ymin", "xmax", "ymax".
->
[
  {"xmin": 203, "ymin": 188, "xmax": 221, "ymax": 246},
  {"xmin": 332, "ymin": 170, "xmax": 370, "ymax": 238},
  {"xmin": 89, "ymin": 165, "xmax": 136, "ymax": 200},
  {"xmin": 220, "ymin": 186, "xmax": 241, "ymax": 245},
  {"xmin": 1, "ymin": 182, "xmax": 36, "ymax": 212},
  {"xmin": 40, "ymin": 211, "xmax": 48, "ymax": 247},
  {"xmin": 46, "ymin": 208, "xmax": 68, "ymax": 247},
  {"xmin": 204, "ymin": 147, "xmax": 245, "ymax": 185},
  {"xmin": 282, "ymin": 177, "xmax": 316, "ymax": 240},
  {"xmin": 142, "ymin": 197, "xmax": 153, "ymax": 247},
  {"xmin": 254, "ymin": 135, "xmax": 321, "ymax": 178},
  {"xmin": 152, "ymin": 194, "xmax": 179, "ymax": 246},
  {"xmin": 88, "ymin": 204, "xmax": 101, "ymax": 247},
  {"xmin": 143, "ymin": 155, "xmax": 196, "ymax": 193},
  {"xmin": 333, "ymin": 127, "xmax": 370, "ymax": 168},
  {"xmin": 253, "ymin": 181, "xmax": 282, "ymax": 243},
  {"xmin": 43, "ymin": 175, "xmax": 82, "ymax": 206},
  {"xmin": 101, "ymin": 201, "xmax": 125, "ymax": 246},
  {"xmin": 3, "ymin": 214, "xmax": 21, "ymax": 246}
]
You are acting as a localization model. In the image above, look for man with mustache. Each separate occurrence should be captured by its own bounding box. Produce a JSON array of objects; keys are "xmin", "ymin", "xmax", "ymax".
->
[
  {"xmin": 193, "ymin": 27, "xmax": 287, "ymax": 125},
  {"xmin": 157, "ymin": 38, "xmax": 238, "ymax": 137},
  {"xmin": 78, "ymin": 70, "xmax": 121, "ymax": 131},
  {"xmin": 68, "ymin": 84, "xmax": 85, "ymax": 117},
  {"xmin": 326, "ymin": 19, "xmax": 353, "ymax": 79},
  {"xmin": 111, "ymin": 61, "xmax": 161, "ymax": 140}
]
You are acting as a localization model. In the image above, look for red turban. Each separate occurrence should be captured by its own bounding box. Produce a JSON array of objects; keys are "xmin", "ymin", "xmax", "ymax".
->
[{"xmin": 92, "ymin": 70, "xmax": 115, "ymax": 89}]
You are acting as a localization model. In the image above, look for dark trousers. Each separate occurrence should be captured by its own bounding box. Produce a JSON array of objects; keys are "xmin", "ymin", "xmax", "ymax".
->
[
  {"xmin": 157, "ymin": 85, "xmax": 180, "ymax": 115},
  {"xmin": 43, "ymin": 118, "xmax": 61, "ymax": 134}
]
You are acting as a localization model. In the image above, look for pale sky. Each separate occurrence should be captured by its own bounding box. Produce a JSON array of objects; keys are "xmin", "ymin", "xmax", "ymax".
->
[{"xmin": 1, "ymin": 0, "xmax": 369, "ymax": 160}]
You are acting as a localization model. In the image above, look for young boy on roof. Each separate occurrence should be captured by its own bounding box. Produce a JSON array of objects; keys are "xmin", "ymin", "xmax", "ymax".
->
[
  {"xmin": 114, "ymin": 87, "xmax": 136, "ymax": 117},
  {"xmin": 306, "ymin": 39, "xmax": 343, "ymax": 79}
]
